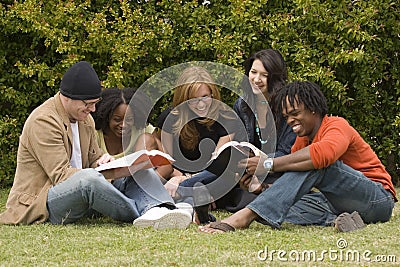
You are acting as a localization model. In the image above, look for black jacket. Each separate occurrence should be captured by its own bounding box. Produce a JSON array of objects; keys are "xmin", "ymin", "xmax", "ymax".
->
[{"xmin": 233, "ymin": 97, "xmax": 296, "ymax": 159}]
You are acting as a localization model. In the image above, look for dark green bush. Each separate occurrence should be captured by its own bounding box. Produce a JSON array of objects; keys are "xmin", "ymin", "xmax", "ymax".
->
[{"xmin": 0, "ymin": 0, "xmax": 398, "ymax": 187}]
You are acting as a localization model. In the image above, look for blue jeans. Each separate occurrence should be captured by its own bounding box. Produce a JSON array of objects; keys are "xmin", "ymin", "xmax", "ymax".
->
[
  {"xmin": 285, "ymin": 192, "xmax": 336, "ymax": 226},
  {"xmin": 47, "ymin": 168, "xmax": 174, "ymax": 224},
  {"xmin": 177, "ymin": 170, "xmax": 337, "ymax": 226},
  {"xmin": 176, "ymin": 170, "xmax": 220, "ymax": 205},
  {"xmin": 248, "ymin": 161, "xmax": 395, "ymax": 228},
  {"xmin": 179, "ymin": 170, "xmax": 218, "ymax": 188}
]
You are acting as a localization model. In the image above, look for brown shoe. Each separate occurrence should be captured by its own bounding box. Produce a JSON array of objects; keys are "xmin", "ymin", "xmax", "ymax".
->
[{"xmin": 334, "ymin": 211, "xmax": 365, "ymax": 232}]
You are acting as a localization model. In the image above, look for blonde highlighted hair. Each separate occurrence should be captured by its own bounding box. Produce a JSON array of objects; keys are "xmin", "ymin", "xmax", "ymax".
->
[{"xmin": 171, "ymin": 66, "xmax": 228, "ymax": 150}]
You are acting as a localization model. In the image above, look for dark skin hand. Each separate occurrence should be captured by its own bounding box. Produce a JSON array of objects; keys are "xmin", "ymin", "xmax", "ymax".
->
[
  {"xmin": 237, "ymin": 172, "xmax": 263, "ymax": 194},
  {"xmin": 238, "ymin": 146, "xmax": 314, "ymax": 177}
]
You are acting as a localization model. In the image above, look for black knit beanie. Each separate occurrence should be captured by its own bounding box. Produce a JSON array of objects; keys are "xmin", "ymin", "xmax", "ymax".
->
[{"xmin": 60, "ymin": 61, "xmax": 101, "ymax": 100}]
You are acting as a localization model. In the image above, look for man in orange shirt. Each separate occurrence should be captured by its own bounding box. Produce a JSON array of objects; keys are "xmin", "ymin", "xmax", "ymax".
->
[{"xmin": 200, "ymin": 81, "xmax": 396, "ymax": 233}]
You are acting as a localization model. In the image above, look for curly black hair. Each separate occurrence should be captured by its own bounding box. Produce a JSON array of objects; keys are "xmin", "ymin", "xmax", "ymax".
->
[
  {"xmin": 273, "ymin": 81, "xmax": 328, "ymax": 119},
  {"xmin": 92, "ymin": 87, "xmax": 151, "ymax": 132}
]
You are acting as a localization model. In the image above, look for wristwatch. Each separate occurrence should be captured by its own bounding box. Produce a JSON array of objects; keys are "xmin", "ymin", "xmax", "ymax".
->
[{"xmin": 263, "ymin": 158, "xmax": 274, "ymax": 171}]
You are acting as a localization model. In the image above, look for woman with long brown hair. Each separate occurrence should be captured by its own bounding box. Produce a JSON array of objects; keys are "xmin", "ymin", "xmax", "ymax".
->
[{"xmin": 160, "ymin": 66, "xmax": 237, "ymax": 223}]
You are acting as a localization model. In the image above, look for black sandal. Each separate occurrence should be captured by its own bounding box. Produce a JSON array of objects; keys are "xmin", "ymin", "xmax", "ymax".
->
[{"xmin": 207, "ymin": 221, "xmax": 235, "ymax": 232}]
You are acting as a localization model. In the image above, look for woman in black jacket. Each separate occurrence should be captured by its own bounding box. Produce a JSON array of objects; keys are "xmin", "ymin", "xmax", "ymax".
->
[{"xmin": 223, "ymin": 49, "xmax": 336, "ymax": 227}]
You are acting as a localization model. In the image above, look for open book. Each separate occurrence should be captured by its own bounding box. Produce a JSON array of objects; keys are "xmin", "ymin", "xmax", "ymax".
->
[
  {"xmin": 95, "ymin": 149, "xmax": 175, "ymax": 172},
  {"xmin": 206, "ymin": 141, "xmax": 266, "ymax": 176},
  {"xmin": 210, "ymin": 141, "xmax": 264, "ymax": 159}
]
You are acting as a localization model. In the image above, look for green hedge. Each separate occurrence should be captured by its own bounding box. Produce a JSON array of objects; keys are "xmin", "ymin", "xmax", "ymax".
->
[{"xmin": 0, "ymin": 0, "xmax": 398, "ymax": 187}]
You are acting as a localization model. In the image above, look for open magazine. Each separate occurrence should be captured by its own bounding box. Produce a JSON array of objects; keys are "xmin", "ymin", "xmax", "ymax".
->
[
  {"xmin": 95, "ymin": 149, "xmax": 175, "ymax": 172},
  {"xmin": 206, "ymin": 141, "xmax": 266, "ymax": 176}
]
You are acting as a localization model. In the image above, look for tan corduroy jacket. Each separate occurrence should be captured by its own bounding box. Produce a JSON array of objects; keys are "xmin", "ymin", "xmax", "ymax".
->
[{"xmin": 0, "ymin": 92, "xmax": 103, "ymax": 224}]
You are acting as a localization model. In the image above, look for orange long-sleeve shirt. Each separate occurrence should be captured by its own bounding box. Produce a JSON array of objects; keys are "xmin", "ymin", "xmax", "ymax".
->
[{"xmin": 292, "ymin": 115, "xmax": 396, "ymax": 200}]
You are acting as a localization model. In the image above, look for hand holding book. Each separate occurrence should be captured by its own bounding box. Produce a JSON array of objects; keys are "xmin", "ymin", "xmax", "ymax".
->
[
  {"xmin": 238, "ymin": 172, "xmax": 263, "ymax": 194},
  {"xmin": 206, "ymin": 141, "xmax": 267, "ymax": 176},
  {"xmin": 209, "ymin": 141, "xmax": 264, "ymax": 160},
  {"xmin": 95, "ymin": 149, "xmax": 175, "ymax": 173},
  {"xmin": 237, "ymin": 152, "xmax": 270, "ymax": 176}
]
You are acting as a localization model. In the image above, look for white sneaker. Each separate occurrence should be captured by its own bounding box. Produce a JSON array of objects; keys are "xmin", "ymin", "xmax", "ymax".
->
[
  {"xmin": 175, "ymin": 202, "xmax": 194, "ymax": 218},
  {"xmin": 133, "ymin": 207, "xmax": 192, "ymax": 229}
]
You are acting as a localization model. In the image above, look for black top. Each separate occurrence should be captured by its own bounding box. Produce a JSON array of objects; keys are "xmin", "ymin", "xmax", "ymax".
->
[{"xmin": 160, "ymin": 108, "xmax": 237, "ymax": 173}]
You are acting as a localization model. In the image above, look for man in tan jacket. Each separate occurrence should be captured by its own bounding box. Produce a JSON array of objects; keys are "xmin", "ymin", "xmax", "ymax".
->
[{"xmin": 0, "ymin": 61, "xmax": 191, "ymax": 228}]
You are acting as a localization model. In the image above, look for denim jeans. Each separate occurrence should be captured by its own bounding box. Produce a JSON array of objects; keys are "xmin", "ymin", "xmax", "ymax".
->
[
  {"xmin": 176, "ymin": 170, "xmax": 221, "ymax": 206},
  {"xmin": 47, "ymin": 168, "xmax": 174, "ymax": 224},
  {"xmin": 248, "ymin": 161, "xmax": 395, "ymax": 228},
  {"xmin": 179, "ymin": 170, "xmax": 218, "ymax": 188},
  {"xmin": 284, "ymin": 192, "xmax": 336, "ymax": 226},
  {"xmin": 177, "ymin": 170, "xmax": 337, "ymax": 226}
]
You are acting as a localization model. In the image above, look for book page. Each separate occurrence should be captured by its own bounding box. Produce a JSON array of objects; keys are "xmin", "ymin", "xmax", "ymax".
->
[
  {"xmin": 236, "ymin": 142, "xmax": 263, "ymax": 157},
  {"xmin": 206, "ymin": 141, "xmax": 268, "ymax": 176},
  {"xmin": 210, "ymin": 141, "xmax": 262, "ymax": 161},
  {"xmin": 95, "ymin": 149, "xmax": 174, "ymax": 172}
]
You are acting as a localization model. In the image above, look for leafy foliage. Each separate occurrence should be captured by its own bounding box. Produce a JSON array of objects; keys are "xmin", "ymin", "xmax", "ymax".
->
[{"xmin": 0, "ymin": 0, "xmax": 398, "ymax": 187}]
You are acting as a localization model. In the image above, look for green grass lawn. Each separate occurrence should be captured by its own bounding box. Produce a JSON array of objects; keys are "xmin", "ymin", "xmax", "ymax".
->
[{"xmin": 1, "ymin": 188, "xmax": 399, "ymax": 267}]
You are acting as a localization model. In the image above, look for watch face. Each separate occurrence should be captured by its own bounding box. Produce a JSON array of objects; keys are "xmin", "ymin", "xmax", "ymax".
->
[{"xmin": 263, "ymin": 160, "xmax": 272, "ymax": 169}]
